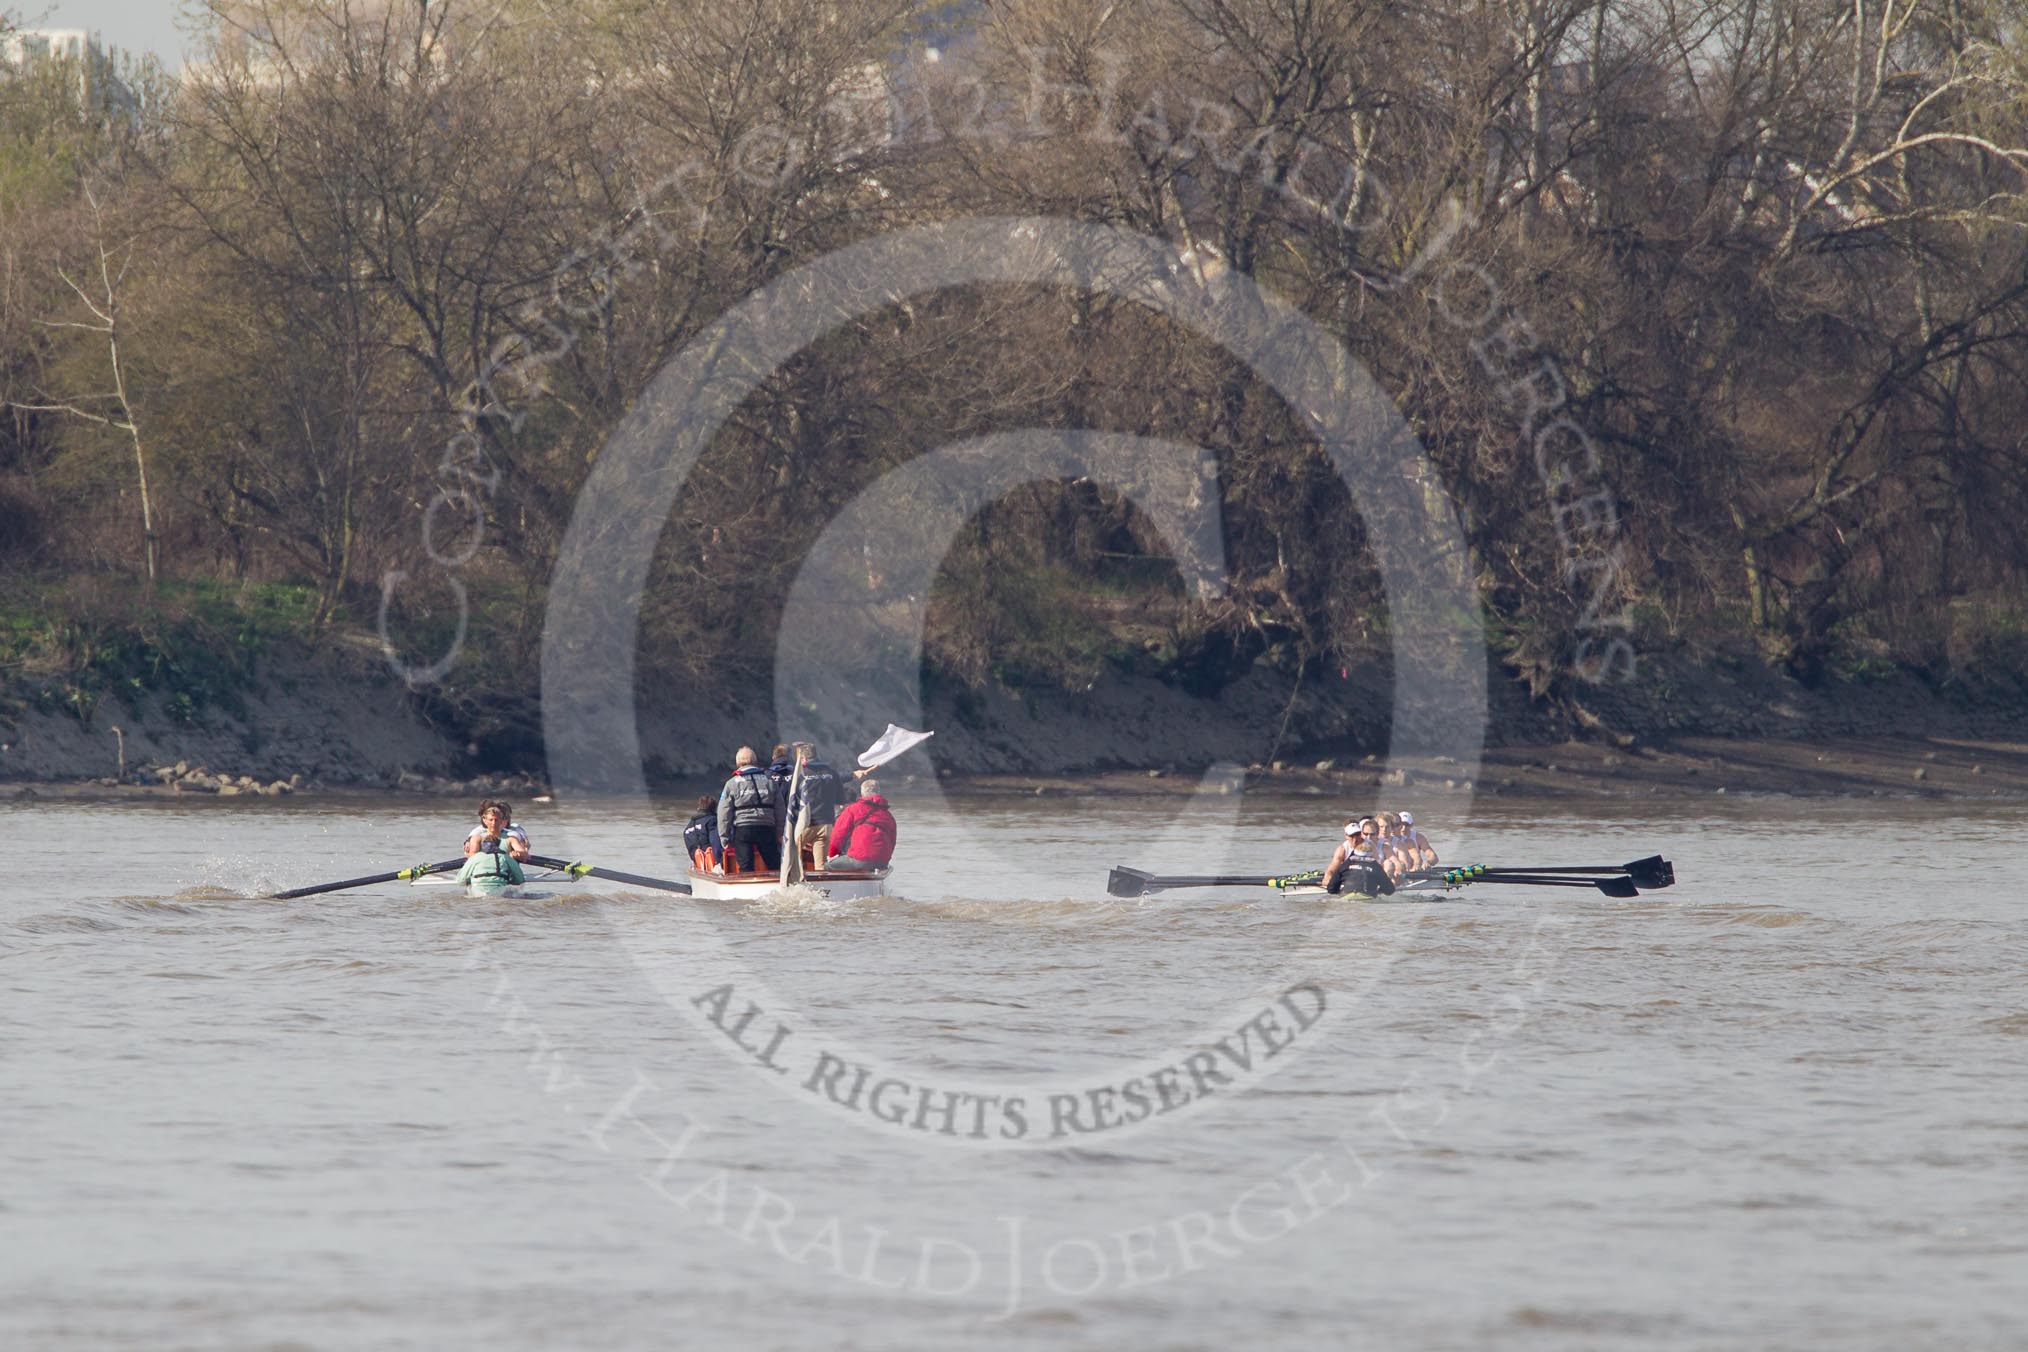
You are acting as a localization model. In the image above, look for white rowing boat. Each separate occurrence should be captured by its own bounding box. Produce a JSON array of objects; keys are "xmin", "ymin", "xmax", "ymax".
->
[{"xmin": 685, "ymin": 866, "xmax": 890, "ymax": 901}]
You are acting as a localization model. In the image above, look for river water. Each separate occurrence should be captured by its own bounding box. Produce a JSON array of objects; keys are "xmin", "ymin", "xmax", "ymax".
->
[{"xmin": 3, "ymin": 790, "xmax": 2024, "ymax": 1349}]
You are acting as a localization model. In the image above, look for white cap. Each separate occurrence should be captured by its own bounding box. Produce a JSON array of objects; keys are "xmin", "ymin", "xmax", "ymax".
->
[
  {"xmin": 1344, "ymin": 821, "xmax": 1361, "ymax": 836},
  {"xmin": 1399, "ymin": 811, "xmax": 1414, "ymax": 826}
]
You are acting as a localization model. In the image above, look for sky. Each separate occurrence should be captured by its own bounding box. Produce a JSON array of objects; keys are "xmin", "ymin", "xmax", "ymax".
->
[{"xmin": 9, "ymin": 0, "xmax": 192, "ymax": 67}]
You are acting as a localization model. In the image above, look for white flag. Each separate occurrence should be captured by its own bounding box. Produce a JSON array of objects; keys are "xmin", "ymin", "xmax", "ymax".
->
[{"xmin": 858, "ymin": 725, "xmax": 934, "ymax": 769}]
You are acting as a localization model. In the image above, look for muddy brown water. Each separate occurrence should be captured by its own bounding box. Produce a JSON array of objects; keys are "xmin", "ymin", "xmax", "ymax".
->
[{"xmin": 3, "ymin": 792, "xmax": 2023, "ymax": 1349}]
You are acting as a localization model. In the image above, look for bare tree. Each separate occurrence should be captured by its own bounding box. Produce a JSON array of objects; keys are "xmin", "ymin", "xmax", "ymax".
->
[{"xmin": 9, "ymin": 185, "xmax": 163, "ymax": 583}]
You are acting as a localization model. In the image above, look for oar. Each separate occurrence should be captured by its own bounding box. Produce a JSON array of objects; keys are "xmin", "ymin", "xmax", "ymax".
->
[
  {"xmin": 1107, "ymin": 863, "xmax": 1393, "ymax": 897},
  {"xmin": 1439, "ymin": 872, "xmax": 1644, "ymax": 898},
  {"xmin": 1108, "ymin": 867, "xmax": 1278, "ymax": 897},
  {"xmin": 524, "ymin": 854, "xmax": 693, "ymax": 896},
  {"xmin": 270, "ymin": 858, "xmax": 466, "ymax": 899},
  {"xmin": 1473, "ymin": 856, "xmax": 1673, "ymax": 888}
]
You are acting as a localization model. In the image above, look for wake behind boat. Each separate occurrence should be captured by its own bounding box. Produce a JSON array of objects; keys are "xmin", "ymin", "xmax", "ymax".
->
[{"xmin": 686, "ymin": 865, "xmax": 890, "ymax": 902}]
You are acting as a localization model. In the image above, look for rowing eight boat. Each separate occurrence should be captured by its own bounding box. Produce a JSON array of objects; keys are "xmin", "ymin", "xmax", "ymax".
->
[{"xmin": 1107, "ymin": 855, "xmax": 1675, "ymax": 901}]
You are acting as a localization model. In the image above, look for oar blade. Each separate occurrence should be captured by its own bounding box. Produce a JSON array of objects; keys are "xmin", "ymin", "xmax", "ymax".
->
[
  {"xmin": 1622, "ymin": 856, "xmax": 1675, "ymax": 888},
  {"xmin": 1465, "ymin": 857, "xmax": 1676, "ymax": 889},
  {"xmin": 1108, "ymin": 866, "xmax": 1153, "ymax": 898},
  {"xmin": 1594, "ymin": 875, "xmax": 1641, "ymax": 898}
]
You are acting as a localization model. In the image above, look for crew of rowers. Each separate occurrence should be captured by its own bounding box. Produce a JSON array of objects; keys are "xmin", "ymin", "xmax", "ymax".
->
[
  {"xmin": 682, "ymin": 742, "xmax": 896, "ymax": 877},
  {"xmin": 1324, "ymin": 810, "xmax": 1437, "ymax": 893},
  {"xmin": 459, "ymin": 798, "xmax": 532, "ymax": 892}
]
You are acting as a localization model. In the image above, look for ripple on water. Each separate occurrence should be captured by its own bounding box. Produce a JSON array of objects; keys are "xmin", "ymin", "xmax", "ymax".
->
[
  {"xmin": 15, "ymin": 913, "xmax": 126, "ymax": 934},
  {"xmin": 1687, "ymin": 905, "xmax": 1817, "ymax": 928},
  {"xmin": 1505, "ymin": 1305, "xmax": 1683, "ymax": 1338},
  {"xmin": 738, "ymin": 887, "xmax": 878, "ymax": 920},
  {"xmin": 109, "ymin": 897, "xmax": 209, "ymax": 915},
  {"xmin": 901, "ymin": 895, "xmax": 1126, "ymax": 924},
  {"xmin": 173, "ymin": 885, "xmax": 266, "ymax": 903},
  {"xmin": 262, "ymin": 956, "xmax": 387, "ymax": 974}
]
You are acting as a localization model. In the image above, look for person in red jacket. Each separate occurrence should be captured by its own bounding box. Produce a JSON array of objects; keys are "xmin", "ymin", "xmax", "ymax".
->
[{"xmin": 827, "ymin": 779, "xmax": 896, "ymax": 870}]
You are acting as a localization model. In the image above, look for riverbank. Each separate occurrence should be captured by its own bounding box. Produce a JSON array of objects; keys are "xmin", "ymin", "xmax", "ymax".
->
[
  {"xmin": 6, "ymin": 629, "xmax": 2028, "ymax": 801},
  {"xmin": 9, "ymin": 733, "xmax": 2028, "ymax": 803},
  {"xmin": 947, "ymin": 733, "xmax": 2028, "ymax": 801}
]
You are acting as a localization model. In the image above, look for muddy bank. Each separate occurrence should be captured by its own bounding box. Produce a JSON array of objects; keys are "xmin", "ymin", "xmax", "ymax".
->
[
  {"xmin": 947, "ymin": 734, "xmax": 2028, "ymax": 801},
  {"xmin": 13, "ymin": 732, "xmax": 2028, "ymax": 803},
  {"xmin": 0, "ymin": 652, "xmax": 466, "ymax": 789},
  {"xmin": 5, "ymin": 635, "xmax": 2027, "ymax": 800}
]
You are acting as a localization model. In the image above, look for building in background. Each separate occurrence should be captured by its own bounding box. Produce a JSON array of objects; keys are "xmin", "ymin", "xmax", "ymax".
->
[{"xmin": 1, "ymin": 27, "xmax": 140, "ymax": 118}]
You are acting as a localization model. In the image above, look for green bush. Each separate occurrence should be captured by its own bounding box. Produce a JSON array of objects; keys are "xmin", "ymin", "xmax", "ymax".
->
[{"xmin": 0, "ymin": 574, "xmax": 320, "ymax": 727}]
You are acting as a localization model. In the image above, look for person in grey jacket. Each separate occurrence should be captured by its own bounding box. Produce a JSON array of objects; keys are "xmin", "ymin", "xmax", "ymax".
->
[{"xmin": 718, "ymin": 745, "xmax": 783, "ymax": 872}]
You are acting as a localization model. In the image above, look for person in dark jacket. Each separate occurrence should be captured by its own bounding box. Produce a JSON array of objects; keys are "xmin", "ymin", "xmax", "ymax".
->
[
  {"xmin": 787, "ymin": 742, "xmax": 844, "ymax": 871},
  {"xmin": 827, "ymin": 779, "xmax": 896, "ymax": 870},
  {"xmin": 681, "ymin": 794, "xmax": 722, "ymax": 870},
  {"xmin": 718, "ymin": 746, "xmax": 782, "ymax": 872}
]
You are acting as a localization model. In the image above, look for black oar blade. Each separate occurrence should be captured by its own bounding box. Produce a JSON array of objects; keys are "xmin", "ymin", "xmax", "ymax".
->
[
  {"xmin": 1623, "ymin": 857, "xmax": 1674, "ymax": 889},
  {"xmin": 1108, "ymin": 866, "xmax": 1153, "ymax": 897},
  {"xmin": 1474, "ymin": 854, "xmax": 1675, "ymax": 883},
  {"xmin": 1594, "ymin": 875, "xmax": 1641, "ymax": 898},
  {"xmin": 269, "ymin": 857, "xmax": 464, "ymax": 899}
]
